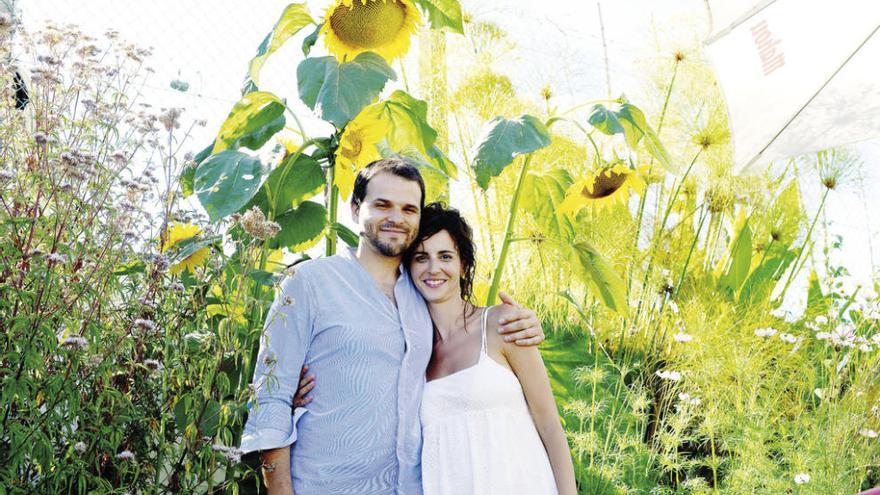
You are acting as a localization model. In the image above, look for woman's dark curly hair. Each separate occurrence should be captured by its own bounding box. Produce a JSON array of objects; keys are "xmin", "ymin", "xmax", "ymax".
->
[{"xmin": 404, "ymin": 202, "xmax": 477, "ymax": 306}]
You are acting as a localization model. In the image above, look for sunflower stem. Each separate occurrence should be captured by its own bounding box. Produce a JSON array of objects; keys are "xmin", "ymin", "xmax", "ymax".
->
[
  {"xmin": 326, "ymin": 153, "xmax": 339, "ymax": 256},
  {"xmin": 486, "ymin": 154, "xmax": 534, "ymax": 305}
]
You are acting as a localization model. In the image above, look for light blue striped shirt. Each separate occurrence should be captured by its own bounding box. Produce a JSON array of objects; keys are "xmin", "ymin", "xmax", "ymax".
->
[{"xmin": 240, "ymin": 246, "xmax": 433, "ymax": 494}]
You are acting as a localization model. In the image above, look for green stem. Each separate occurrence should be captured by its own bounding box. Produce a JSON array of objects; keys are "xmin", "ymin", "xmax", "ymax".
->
[
  {"xmin": 486, "ymin": 154, "xmax": 534, "ymax": 305},
  {"xmin": 779, "ymin": 187, "xmax": 829, "ymax": 300},
  {"xmin": 674, "ymin": 204, "xmax": 709, "ymax": 295},
  {"xmin": 326, "ymin": 154, "xmax": 339, "ymax": 257}
]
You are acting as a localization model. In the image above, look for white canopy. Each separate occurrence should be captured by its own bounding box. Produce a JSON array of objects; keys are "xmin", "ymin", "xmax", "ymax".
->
[{"xmin": 704, "ymin": 0, "xmax": 880, "ymax": 173}]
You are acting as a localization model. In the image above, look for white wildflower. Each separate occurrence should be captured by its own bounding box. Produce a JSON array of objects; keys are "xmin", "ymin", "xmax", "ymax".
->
[
  {"xmin": 831, "ymin": 324, "xmax": 856, "ymax": 347},
  {"xmin": 678, "ymin": 392, "xmax": 701, "ymax": 406},
  {"xmin": 61, "ymin": 335, "xmax": 88, "ymax": 350},
  {"xmin": 143, "ymin": 359, "xmax": 164, "ymax": 371},
  {"xmin": 770, "ymin": 307, "xmax": 786, "ymax": 318},
  {"xmin": 779, "ymin": 333, "xmax": 798, "ymax": 344},
  {"xmin": 116, "ymin": 450, "xmax": 135, "ymax": 461},
  {"xmin": 656, "ymin": 370, "xmax": 682, "ymax": 381},
  {"xmin": 46, "ymin": 252, "xmax": 68, "ymax": 264},
  {"xmin": 859, "ymin": 428, "xmax": 878, "ymax": 439},
  {"xmin": 667, "ymin": 301, "xmax": 679, "ymax": 315},
  {"xmin": 815, "ymin": 315, "xmax": 828, "ymax": 325},
  {"xmin": 754, "ymin": 327, "xmax": 778, "ymax": 337},
  {"xmin": 74, "ymin": 441, "xmax": 87, "ymax": 453},
  {"xmin": 673, "ymin": 332, "xmax": 693, "ymax": 343},
  {"xmin": 133, "ymin": 319, "xmax": 155, "ymax": 331},
  {"xmin": 793, "ymin": 473, "xmax": 810, "ymax": 484},
  {"xmin": 0, "ymin": 168, "xmax": 15, "ymax": 183},
  {"xmin": 815, "ymin": 332, "xmax": 832, "ymax": 340}
]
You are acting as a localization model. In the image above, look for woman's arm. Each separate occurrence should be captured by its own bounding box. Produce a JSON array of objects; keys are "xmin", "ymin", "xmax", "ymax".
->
[{"xmin": 495, "ymin": 319, "xmax": 577, "ymax": 495}]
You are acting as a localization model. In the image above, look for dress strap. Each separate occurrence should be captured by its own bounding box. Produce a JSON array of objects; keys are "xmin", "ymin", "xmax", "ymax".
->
[{"xmin": 480, "ymin": 305, "xmax": 491, "ymax": 355}]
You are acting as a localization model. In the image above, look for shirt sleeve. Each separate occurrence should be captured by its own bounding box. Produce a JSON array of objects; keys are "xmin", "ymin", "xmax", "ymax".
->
[{"xmin": 239, "ymin": 270, "xmax": 316, "ymax": 455}]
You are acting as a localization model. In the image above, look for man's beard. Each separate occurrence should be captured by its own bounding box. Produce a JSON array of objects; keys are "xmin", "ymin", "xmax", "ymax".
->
[{"xmin": 363, "ymin": 221, "xmax": 415, "ymax": 257}]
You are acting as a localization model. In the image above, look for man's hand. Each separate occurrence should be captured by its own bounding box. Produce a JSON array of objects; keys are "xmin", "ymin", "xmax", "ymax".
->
[
  {"xmin": 495, "ymin": 291, "xmax": 544, "ymax": 346},
  {"xmin": 293, "ymin": 365, "xmax": 315, "ymax": 408}
]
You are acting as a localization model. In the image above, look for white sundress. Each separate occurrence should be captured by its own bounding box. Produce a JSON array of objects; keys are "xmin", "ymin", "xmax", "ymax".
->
[{"xmin": 420, "ymin": 307, "xmax": 559, "ymax": 495}]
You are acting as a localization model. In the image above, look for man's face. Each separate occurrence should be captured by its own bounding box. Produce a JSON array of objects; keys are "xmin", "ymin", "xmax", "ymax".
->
[{"xmin": 351, "ymin": 172, "xmax": 422, "ymax": 258}]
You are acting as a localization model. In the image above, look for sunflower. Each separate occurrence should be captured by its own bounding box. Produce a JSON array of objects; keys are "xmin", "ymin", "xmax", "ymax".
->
[
  {"xmin": 558, "ymin": 163, "xmax": 646, "ymax": 216},
  {"xmin": 160, "ymin": 222, "xmax": 211, "ymax": 274},
  {"xmin": 321, "ymin": 0, "xmax": 422, "ymax": 63},
  {"xmin": 334, "ymin": 107, "xmax": 388, "ymax": 200}
]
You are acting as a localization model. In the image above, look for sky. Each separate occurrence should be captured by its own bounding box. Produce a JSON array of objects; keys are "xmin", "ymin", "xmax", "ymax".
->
[{"xmin": 18, "ymin": 0, "xmax": 880, "ymax": 303}]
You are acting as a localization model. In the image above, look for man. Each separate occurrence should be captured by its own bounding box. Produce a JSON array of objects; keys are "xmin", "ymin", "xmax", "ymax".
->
[{"xmin": 240, "ymin": 157, "xmax": 545, "ymax": 494}]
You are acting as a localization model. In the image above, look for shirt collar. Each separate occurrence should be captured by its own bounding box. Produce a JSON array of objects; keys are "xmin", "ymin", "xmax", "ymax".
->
[{"xmin": 339, "ymin": 245, "xmax": 406, "ymax": 277}]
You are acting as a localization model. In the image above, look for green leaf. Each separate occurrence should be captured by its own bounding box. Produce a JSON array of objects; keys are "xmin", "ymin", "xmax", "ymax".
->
[
  {"xmin": 173, "ymin": 394, "xmax": 192, "ymax": 432},
  {"xmin": 247, "ymin": 153, "xmax": 324, "ymax": 216},
  {"xmin": 113, "ymin": 259, "xmax": 145, "ymax": 275},
  {"xmin": 739, "ymin": 248, "xmax": 797, "ymax": 305},
  {"xmin": 244, "ymin": 3, "xmax": 314, "ymax": 92},
  {"xmin": 199, "ymin": 399, "xmax": 222, "ymax": 437},
  {"xmin": 807, "ymin": 269, "xmax": 830, "ymax": 317},
  {"xmin": 249, "ymin": 270, "xmax": 277, "ymax": 287},
  {"xmin": 521, "ymin": 169, "xmax": 576, "ymax": 240},
  {"xmin": 412, "ymin": 0, "xmax": 464, "ymax": 33},
  {"xmin": 297, "ymin": 53, "xmax": 396, "ymax": 127},
  {"xmin": 588, "ymin": 101, "xmax": 671, "ymax": 170},
  {"xmin": 302, "ymin": 22, "xmax": 322, "ymax": 56},
  {"xmin": 180, "ymin": 142, "xmax": 215, "ymax": 198},
  {"xmin": 717, "ymin": 216, "xmax": 752, "ymax": 294},
  {"xmin": 371, "ymin": 90, "xmax": 438, "ymax": 155},
  {"xmin": 271, "ymin": 201, "xmax": 328, "ymax": 252},
  {"xmin": 168, "ymin": 235, "xmax": 220, "ymax": 266},
  {"xmin": 213, "ymin": 92, "xmax": 286, "ymax": 153},
  {"xmin": 195, "ymin": 151, "xmax": 264, "ymax": 222},
  {"xmin": 376, "ymin": 142, "xmax": 448, "ymax": 202},
  {"xmin": 568, "ymin": 241, "xmax": 628, "ymax": 315},
  {"xmin": 471, "ymin": 115, "xmax": 551, "ymax": 190},
  {"xmin": 427, "ymin": 144, "xmax": 457, "ymax": 179},
  {"xmin": 333, "ymin": 222, "xmax": 359, "ymax": 247}
]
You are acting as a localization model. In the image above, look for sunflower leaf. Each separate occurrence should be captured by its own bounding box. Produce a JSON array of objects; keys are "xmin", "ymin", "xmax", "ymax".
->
[
  {"xmin": 302, "ymin": 22, "xmax": 322, "ymax": 56},
  {"xmin": 243, "ymin": 3, "xmax": 314, "ymax": 93},
  {"xmin": 213, "ymin": 91, "xmax": 286, "ymax": 153},
  {"xmin": 195, "ymin": 150, "xmax": 264, "ymax": 222},
  {"xmin": 370, "ymin": 90, "xmax": 438, "ymax": 155},
  {"xmin": 521, "ymin": 170, "xmax": 576, "ymax": 240},
  {"xmin": 332, "ymin": 222, "xmax": 360, "ymax": 248},
  {"xmin": 471, "ymin": 115, "xmax": 551, "ymax": 190},
  {"xmin": 297, "ymin": 53, "xmax": 396, "ymax": 128},
  {"xmin": 271, "ymin": 201, "xmax": 328, "ymax": 253},
  {"xmin": 568, "ymin": 241, "xmax": 628, "ymax": 315},
  {"xmin": 246, "ymin": 153, "xmax": 324, "ymax": 217},
  {"xmin": 588, "ymin": 101, "xmax": 672, "ymax": 170},
  {"xmin": 413, "ymin": 0, "xmax": 464, "ymax": 34}
]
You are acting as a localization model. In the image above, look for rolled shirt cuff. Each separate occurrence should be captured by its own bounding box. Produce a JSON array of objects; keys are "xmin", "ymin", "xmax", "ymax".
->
[{"xmin": 239, "ymin": 405, "xmax": 308, "ymax": 455}]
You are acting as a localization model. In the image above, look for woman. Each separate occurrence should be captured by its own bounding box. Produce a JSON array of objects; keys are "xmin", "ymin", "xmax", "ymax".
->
[
  {"xmin": 294, "ymin": 203, "xmax": 576, "ymax": 494},
  {"xmin": 404, "ymin": 203, "xmax": 576, "ymax": 495}
]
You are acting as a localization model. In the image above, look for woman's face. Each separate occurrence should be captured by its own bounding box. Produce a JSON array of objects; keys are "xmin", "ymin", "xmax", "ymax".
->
[{"xmin": 409, "ymin": 230, "xmax": 462, "ymax": 304}]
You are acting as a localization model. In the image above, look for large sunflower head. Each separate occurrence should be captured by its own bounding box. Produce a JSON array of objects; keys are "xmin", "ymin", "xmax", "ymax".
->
[
  {"xmin": 160, "ymin": 222, "xmax": 211, "ymax": 274},
  {"xmin": 334, "ymin": 107, "xmax": 388, "ymax": 200},
  {"xmin": 558, "ymin": 163, "xmax": 646, "ymax": 216},
  {"xmin": 321, "ymin": 0, "xmax": 422, "ymax": 63}
]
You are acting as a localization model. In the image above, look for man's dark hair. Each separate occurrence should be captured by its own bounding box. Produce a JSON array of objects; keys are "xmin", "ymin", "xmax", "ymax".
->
[
  {"xmin": 350, "ymin": 157, "xmax": 426, "ymax": 208},
  {"xmin": 404, "ymin": 202, "xmax": 477, "ymax": 306}
]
